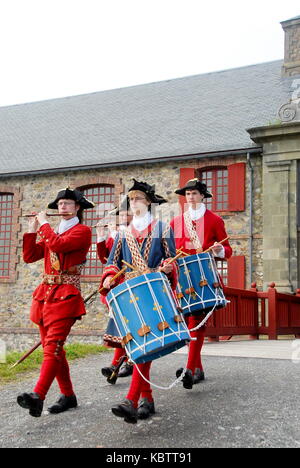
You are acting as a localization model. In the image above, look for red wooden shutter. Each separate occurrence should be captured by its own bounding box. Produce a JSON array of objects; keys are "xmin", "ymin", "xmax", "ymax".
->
[
  {"xmin": 228, "ymin": 163, "xmax": 245, "ymax": 211},
  {"xmin": 178, "ymin": 167, "xmax": 196, "ymax": 211},
  {"xmin": 227, "ymin": 255, "xmax": 245, "ymax": 289}
]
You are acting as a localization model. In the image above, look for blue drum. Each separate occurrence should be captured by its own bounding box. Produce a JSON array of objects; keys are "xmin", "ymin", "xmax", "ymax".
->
[
  {"xmin": 107, "ymin": 272, "xmax": 191, "ymax": 364},
  {"xmin": 177, "ymin": 252, "xmax": 228, "ymax": 316}
]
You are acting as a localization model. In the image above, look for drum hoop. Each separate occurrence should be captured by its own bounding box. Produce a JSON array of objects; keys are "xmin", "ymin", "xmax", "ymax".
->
[
  {"xmin": 177, "ymin": 252, "xmax": 212, "ymax": 265},
  {"xmin": 107, "ymin": 273, "xmax": 176, "ymax": 308},
  {"xmin": 180, "ymin": 294, "xmax": 227, "ymax": 311},
  {"xmin": 127, "ymin": 329, "xmax": 190, "ymax": 357}
]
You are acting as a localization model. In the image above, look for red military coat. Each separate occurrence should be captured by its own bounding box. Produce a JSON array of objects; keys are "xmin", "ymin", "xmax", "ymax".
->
[
  {"xmin": 96, "ymin": 237, "xmax": 114, "ymax": 264},
  {"xmin": 97, "ymin": 237, "xmax": 115, "ymax": 305},
  {"xmin": 23, "ymin": 222, "xmax": 92, "ymax": 327},
  {"xmin": 170, "ymin": 209, "xmax": 232, "ymax": 258}
]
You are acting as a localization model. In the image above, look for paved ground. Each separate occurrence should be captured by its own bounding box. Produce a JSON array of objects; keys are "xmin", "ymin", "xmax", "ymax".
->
[
  {"xmin": 180, "ymin": 338, "xmax": 300, "ymax": 360},
  {"xmin": 0, "ymin": 339, "xmax": 299, "ymax": 448}
]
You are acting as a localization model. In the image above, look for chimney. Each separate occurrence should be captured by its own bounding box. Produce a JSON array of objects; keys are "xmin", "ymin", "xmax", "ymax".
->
[{"xmin": 281, "ymin": 15, "xmax": 300, "ymax": 76}]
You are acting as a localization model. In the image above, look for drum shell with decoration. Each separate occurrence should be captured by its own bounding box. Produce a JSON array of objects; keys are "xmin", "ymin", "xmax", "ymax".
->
[
  {"xmin": 107, "ymin": 272, "xmax": 191, "ymax": 364},
  {"xmin": 176, "ymin": 252, "xmax": 227, "ymax": 316}
]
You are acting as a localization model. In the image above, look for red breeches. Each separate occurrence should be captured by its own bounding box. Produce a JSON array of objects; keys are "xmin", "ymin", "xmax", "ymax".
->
[
  {"xmin": 126, "ymin": 361, "xmax": 153, "ymax": 408},
  {"xmin": 186, "ymin": 315, "xmax": 206, "ymax": 374},
  {"xmin": 34, "ymin": 318, "xmax": 75, "ymax": 400},
  {"xmin": 111, "ymin": 348, "xmax": 127, "ymax": 366}
]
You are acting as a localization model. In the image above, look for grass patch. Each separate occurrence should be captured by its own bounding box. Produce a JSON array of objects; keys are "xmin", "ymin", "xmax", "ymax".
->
[{"xmin": 0, "ymin": 343, "xmax": 110, "ymax": 385}]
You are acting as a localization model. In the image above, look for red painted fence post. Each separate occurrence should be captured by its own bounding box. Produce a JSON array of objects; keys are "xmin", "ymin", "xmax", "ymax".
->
[
  {"xmin": 295, "ymin": 290, "xmax": 300, "ymax": 338},
  {"xmin": 248, "ymin": 283, "xmax": 259, "ymax": 340},
  {"xmin": 267, "ymin": 282, "xmax": 278, "ymax": 340}
]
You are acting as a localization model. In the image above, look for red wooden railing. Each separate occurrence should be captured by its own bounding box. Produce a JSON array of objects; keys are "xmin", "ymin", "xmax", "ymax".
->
[{"xmin": 205, "ymin": 282, "xmax": 300, "ymax": 340}]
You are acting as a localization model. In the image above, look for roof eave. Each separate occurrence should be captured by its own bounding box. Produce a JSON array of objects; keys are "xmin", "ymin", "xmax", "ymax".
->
[{"xmin": 0, "ymin": 146, "xmax": 262, "ymax": 178}]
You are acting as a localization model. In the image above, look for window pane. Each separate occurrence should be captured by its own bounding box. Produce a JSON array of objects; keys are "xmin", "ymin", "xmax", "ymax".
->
[
  {"xmin": 216, "ymin": 260, "xmax": 228, "ymax": 285},
  {"xmin": 80, "ymin": 185, "xmax": 115, "ymax": 278},
  {"xmin": 0, "ymin": 193, "xmax": 13, "ymax": 277},
  {"xmin": 200, "ymin": 168, "xmax": 228, "ymax": 211}
]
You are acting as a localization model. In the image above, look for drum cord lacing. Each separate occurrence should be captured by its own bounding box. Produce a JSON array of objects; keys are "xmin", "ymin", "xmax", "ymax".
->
[
  {"xmin": 108, "ymin": 273, "xmax": 192, "ymax": 390},
  {"xmin": 126, "ymin": 273, "xmax": 192, "ymax": 390},
  {"xmin": 179, "ymin": 254, "xmax": 227, "ymax": 312},
  {"xmin": 128, "ymin": 274, "xmax": 189, "ymax": 355},
  {"xmin": 131, "ymin": 306, "xmax": 218, "ymax": 390},
  {"xmin": 132, "ymin": 359, "xmax": 189, "ymax": 391},
  {"xmin": 189, "ymin": 301, "xmax": 218, "ymax": 331},
  {"xmin": 108, "ymin": 274, "xmax": 190, "ymax": 359}
]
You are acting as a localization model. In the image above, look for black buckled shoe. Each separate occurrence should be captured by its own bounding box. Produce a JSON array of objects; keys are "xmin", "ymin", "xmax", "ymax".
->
[
  {"xmin": 47, "ymin": 394, "xmax": 78, "ymax": 414},
  {"xmin": 101, "ymin": 365, "xmax": 116, "ymax": 378},
  {"xmin": 137, "ymin": 398, "xmax": 155, "ymax": 420},
  {"xmin": 17, "ymin": 392, "xmax": 44, "ymax": 417},
  {"xmin": 118, "ymin": 363, "xmax": 134, "ymax": 378},
  {"xmin": 176, "ymin": 367, "xmax": 184, "ymax": 379},
  {"xmin": 193, "ymin": 368, "xmax": 205, "ymax": 384},
  {"xmin": 111, "ymin": 399, "xmax": 138, "ymax": 424},
  {"xmin": 175, "ymin": 367, "xmax": 194, "ymax": 389},
  {"xmin": 181, "ymin": 369, "xmax": 194, "ymax": 389},
  {"xmin": 102, "ymin": 365, "xmax": 119, "ymax": 384}
]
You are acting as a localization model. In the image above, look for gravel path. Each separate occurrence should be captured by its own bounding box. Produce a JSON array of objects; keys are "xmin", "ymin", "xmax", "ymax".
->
[{"xmin": 0, "ymin": 350, "xmax": 299, "ymax": 448}]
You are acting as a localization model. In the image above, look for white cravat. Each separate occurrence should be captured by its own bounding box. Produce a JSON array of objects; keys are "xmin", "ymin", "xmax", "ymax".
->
[
  {"xmin": 188, "ymin": 204, "xmax": 206, "ymax": 220},
  {"xmin": 132, "ymin": 211, "xmax": 153, "ymax": 231},
  {"xmin": 57, "ymin": 216, "xmax": 79, "ymax": 234},
  {"xmin": 188, "ymin": 204, "xmax": 225, "ymax": 258}
]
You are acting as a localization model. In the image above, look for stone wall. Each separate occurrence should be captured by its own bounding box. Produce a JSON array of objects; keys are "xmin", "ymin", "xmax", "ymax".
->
[
  {"xmin": 248, "ymin": 121, "xmax": 300, "ymax": 292},
  {"xmin": 0, "ymin": 155, "xmax": 260, "ymax": 348},
  {"xmin": 281, "ymin": 16, "xmax": 300, "ymax": 77}
]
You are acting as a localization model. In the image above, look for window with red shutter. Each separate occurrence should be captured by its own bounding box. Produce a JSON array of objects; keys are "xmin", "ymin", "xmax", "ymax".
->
[
  {"xmin": 195, "ymin": 162, "xmax": 245, "ymax": 213},
  {"xmin": 80, "ymin": 185, "xmax": 115, "ymax": 279}
]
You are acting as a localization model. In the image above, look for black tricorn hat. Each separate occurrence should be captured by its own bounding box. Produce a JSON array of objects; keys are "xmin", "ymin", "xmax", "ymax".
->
[
  {"xmin": 48, "ymin": 187, "xmax": 95, "ymax": 210},
  {"xmin": 175, "ymin": 178, "xmax": 212, "ymax": 198},
  {"xmin": 109, "ymin": 195, "xmax": 131, "ymax": 215},
  {"xmin": 128, "ymin": 179, "xmax": 167, "ymax": 205}
]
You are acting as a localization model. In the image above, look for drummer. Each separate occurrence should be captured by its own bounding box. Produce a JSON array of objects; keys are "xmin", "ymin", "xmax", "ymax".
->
[
  {"xmin": 96, "ymin": 197, "xmax": 134, "ymax": 382},
  {"xmin": 170, "ymin": 178, "xmax": 232, "ymax": 389},
  {"xmin": 99, "ymin": 178, "xmax": 178, "ymax": 423}
]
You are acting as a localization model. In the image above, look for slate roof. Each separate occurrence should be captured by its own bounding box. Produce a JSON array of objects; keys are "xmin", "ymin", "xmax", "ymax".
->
[{"xmin": 0, "ymin": 59, "xmax": 295, "ymax": 176}]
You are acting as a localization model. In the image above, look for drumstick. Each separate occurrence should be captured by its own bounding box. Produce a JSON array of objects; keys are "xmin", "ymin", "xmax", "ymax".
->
[
  {"xmin": 202, "ymin": 236, "xmax": 230, "ymax": 253},
  {"xmin": 99, "ymin": 266, "xmax": 127, "ymax": 293},
  {"xmin": 166, "ymin": 251, "xmax": 186, "ymax": 265},
  {"xmin": 176, "ymin": 249, "xmax": 189, "ymax": 257},
  {"xmin": 107, "ymin": 354, "xmax": 127, "ymax": 384},
  {"xmin": 121, "ymin": 260, "xmax": 139, "ymax": 271}
]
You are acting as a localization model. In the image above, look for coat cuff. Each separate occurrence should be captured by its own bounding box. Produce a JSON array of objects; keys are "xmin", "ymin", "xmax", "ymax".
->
[
  {"xmin": 162, "ymin": 258, "xmax": 179, "ymax": 290},
  {"xmin": 99, "ymin": 265, "xmax": 121, "ymax": 296}
]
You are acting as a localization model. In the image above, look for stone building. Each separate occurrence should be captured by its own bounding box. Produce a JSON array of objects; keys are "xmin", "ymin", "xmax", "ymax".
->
[{"xmin": 0, "ymin": 16, "xmax": 300, "ymax": 349}]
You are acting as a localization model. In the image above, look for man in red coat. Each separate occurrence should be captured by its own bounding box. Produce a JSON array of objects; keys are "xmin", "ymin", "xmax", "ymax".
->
[
  {"xmin": 17, "ymin": 188, "xmax": 93, "ymax": 417},
  {"xmin": 170, "ymin": 178, "xmax": 232, "ymax": 389}
]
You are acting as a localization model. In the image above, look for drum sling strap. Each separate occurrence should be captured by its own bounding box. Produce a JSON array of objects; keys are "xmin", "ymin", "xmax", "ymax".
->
[
  {"xmin": 183, "ymin": 211, "xmax": 203, "ymax": 252},
  {"xmin": 124, "ymin": 222, "xmax": 158, "ymax": 273}
]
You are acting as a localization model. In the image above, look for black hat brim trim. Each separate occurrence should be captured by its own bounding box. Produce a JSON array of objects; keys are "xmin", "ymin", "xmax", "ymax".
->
[{"xmin": 174, "ymin": 187, "xmax": 212, "ymax": 198}]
